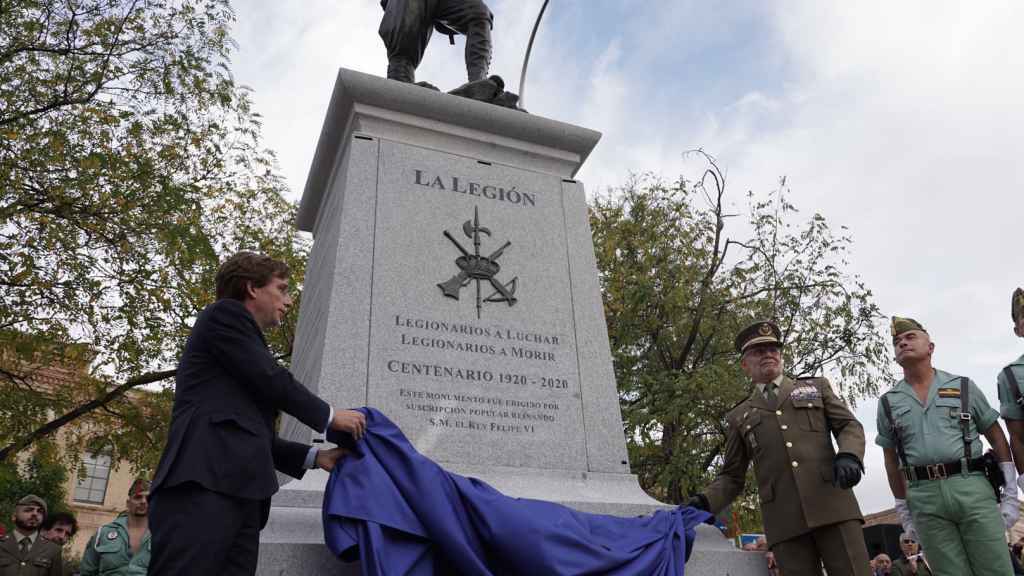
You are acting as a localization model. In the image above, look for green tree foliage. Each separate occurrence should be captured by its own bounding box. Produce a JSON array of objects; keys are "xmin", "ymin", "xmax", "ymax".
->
[
  {"xmin": 0, "ymin": 0, "xmax": 308, "ymax": 473},
  {"xmin": 590, "ymin": 153, "xmax": 891, "ymax": 531}
]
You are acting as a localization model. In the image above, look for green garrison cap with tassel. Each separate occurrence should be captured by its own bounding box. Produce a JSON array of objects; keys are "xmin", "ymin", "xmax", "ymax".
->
[
  {"xmin": 1013, "ymin": 288, "xmax": 1024, "ymax": 322},
  {"xmin": 891, "ymin": 316, "xmax": 926, "ymax": 340}
]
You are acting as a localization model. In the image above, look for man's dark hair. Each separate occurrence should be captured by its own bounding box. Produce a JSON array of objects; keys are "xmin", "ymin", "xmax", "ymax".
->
[
  {"xmin": 215, "ymin": 251, "xmax": 290, "ymax": 301},
  {"xmin": 41, "ymin": 512, "xmax": 78, "ymax": 536}
]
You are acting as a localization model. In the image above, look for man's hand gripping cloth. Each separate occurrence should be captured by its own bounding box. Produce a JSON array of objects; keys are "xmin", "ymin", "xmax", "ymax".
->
[{"xmin": 323, "ymin": 408, "xmax": 712, "ymax": 576}]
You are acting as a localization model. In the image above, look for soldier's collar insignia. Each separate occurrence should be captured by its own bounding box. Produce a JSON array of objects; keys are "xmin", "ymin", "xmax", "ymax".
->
[
  {"xmin": 937, "ymin": 387, "xmax": 961, "ymax": 398},
  {"xmin": 107, "ymin": 531, "xmax": 118, "ymax": 540}
]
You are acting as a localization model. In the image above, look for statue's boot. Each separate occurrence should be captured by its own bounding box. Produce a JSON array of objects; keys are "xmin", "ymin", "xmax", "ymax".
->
[
  {"xmin": 387, "ymin": 58, "xmax": 416, "ymax": 83},
  {"xmin": 449, "ymin": 75, "xmax": 503, "ymax": 101},
  {"xmin": 491, "ymin": 91, "xmax": 522, "ymax": 110}
]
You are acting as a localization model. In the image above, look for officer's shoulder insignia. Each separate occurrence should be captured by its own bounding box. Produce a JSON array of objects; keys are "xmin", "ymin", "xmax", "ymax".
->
[
  {"xmin": 107, "ymin": 530, "xmax": 119, "ymax": 540},
  {"xmin": 724, "ymin": 398, "xmax": 748, "ymax": 422},
  {"xmin": 937, "ymin": 387, "xmax": 961, "ymax": 398}
]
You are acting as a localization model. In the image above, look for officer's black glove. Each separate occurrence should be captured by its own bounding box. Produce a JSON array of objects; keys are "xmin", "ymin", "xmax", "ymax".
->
[
  {"xmin": 686, "ymin": 493, "xmax": 710, "ymax": 512},
  {"xmin": 832, "ymin": 453, "xmax": 864, "ymax": 489}
]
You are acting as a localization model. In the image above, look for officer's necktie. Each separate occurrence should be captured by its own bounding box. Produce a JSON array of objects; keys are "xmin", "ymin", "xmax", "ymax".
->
[
  {"xmin": 764, "ymin": 382, "xmax": 777, "ymax": 404},
  {"xmin": 19, "ymin": 536, "xmax": 30, "ymax": 556}
]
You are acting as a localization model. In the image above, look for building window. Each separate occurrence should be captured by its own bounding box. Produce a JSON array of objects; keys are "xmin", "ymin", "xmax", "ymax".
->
[{"xmin": 74, "ymin": 452, "xmax": 111, "ymax": 504}]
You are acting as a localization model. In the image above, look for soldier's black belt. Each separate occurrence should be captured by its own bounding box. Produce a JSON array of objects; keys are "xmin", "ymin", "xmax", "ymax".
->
[{"xmin": 903, "ymin": 457, "xmax": 986, "ymax": 481}]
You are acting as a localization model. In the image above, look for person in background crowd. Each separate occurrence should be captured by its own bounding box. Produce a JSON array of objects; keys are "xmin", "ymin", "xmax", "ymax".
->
[
  {"xmin": 40, "ymin": 512, "xmax": 78, "ymax": 575},
  {"xmin": 0, "ymin": 494, "xmax": 62, "ymax": 575},
  {"xmin": 895, "ymin": 532, "xmax": 918, "ymax": 562},
  {"xmin": 877, "ymin": 317, "xmax": 1016, "ymax": 576},
  {"xmin": 872, "ymin": 553, "xmax": 892, "ymax": 576},
  {"xmin": 40, "ymin": 513, "xmax": 77, "ymax": 547},
  {"xmin": 688, "ymin": 321, "xmax": 870, "ymax": 575},
  {"xmin": 80, "ymin": 479, "xmax": 151, "ymax": 576},
  {"xmin": 890, "ymin": 533, "xmax": 932, "ymax": 576}
]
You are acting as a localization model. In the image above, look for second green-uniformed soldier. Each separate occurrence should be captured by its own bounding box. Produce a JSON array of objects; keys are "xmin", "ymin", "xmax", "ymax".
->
[
  {"xmin": 689, "ymin": 321, "xmax": 870, "ymax": 576},
  {"xmin": 80, "ymin": 480, "xmax": 151, "ymax": 576},
  {"xmin": 0, "ymin": 495, "xmax": 63, "ymax": 576},
  {"xmin": 998, "ymin": 288, "xmax": 1024, "ymax": 499},
  {"xmin": 877, "ymin": 317, "xmax": 1017, "ymax": 576}
]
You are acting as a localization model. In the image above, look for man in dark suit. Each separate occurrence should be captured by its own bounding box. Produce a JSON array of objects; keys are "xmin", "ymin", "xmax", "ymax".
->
[{"xmin": 148, "ymin": 252, "xmax": 367, "ymax": 576}]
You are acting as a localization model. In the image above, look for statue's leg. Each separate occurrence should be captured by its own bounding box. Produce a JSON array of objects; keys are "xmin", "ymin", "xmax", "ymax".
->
[
  {"xmin": 438, "ymin": 0, "xmax": 493, "ymax": 82},
  {"xmin": 379, "ymin": 0, "xmax": 437, "ymax": 82}
]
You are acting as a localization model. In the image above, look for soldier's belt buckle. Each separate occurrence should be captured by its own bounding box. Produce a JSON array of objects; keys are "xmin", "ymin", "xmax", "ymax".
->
[{"xmin": 927, "ymin": 463, "xmax": 948, "ymax": 480}]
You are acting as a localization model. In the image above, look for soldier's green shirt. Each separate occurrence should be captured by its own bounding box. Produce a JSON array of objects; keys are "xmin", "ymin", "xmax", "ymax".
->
[
  {"xmin": 79, "ymin": 514, "xmax": 150, "ymax": 576},
  {"xmin": 996, "ymin": 353, "xmax": 1024, "ymax": 420},
  {"xmin": 875, "ymin": 369, "xmax": 999, "ymax": 466}
]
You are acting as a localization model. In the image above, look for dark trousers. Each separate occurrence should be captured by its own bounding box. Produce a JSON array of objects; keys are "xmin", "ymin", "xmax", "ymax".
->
[
  {"xmin": 149, "ymin": 482, "xmax": 264, "ymax": 576},
  {"xmin": 379, "ymin": 0, "xmax": 493, "ymax": 82},
  {"xmin": 771, "ymin": 519, "xmax": 871, "ymax": 576}
]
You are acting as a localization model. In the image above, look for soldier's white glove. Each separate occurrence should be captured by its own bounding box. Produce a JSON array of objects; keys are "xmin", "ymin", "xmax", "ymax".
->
[
  {"xmin": 1001, "ymin": 461, "xmax": 1020, "ymax": 530},
  {"xmin": 894, "ymin": 498, "xmax": 917, "ymax": 541}
]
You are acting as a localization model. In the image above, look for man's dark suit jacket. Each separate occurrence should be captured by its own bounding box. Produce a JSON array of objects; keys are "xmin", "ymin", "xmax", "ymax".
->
[{"xmin": 150, "ymin": 298, "xmax": 330, "ymax": 525}]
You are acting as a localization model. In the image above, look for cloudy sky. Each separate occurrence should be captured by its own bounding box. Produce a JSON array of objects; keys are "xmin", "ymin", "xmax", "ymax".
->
[{"xmin": 230, "ymin": 1, "xmax": 1023, "ymax": 514}]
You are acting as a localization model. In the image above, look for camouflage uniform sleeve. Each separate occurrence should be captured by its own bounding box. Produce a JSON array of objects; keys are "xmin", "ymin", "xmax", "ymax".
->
[
  {"xmin": 967, "ymin": 378, "xmax": 999, "ymax": 432},
  {"xmin": 703, "ymin": 411, "xmax": 750, "ymax": 514},
  {"xmin": 997, "ymin": 368, "xmax": 1024, "ymax": 420},
  {"xmin": 818, "ymin": 377, "xmax": 865, "ymax": 460},
  {"xmin": 875, "ymin": 395, "xmax": 895, "ymax": 449}
]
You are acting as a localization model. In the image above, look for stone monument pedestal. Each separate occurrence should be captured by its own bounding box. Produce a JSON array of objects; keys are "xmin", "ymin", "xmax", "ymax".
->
[{"xmin": 257, "ymin": 68, "xmax": 765, "ymax": 575}]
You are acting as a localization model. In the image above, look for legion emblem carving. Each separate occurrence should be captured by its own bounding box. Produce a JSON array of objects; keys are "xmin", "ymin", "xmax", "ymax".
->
[{"xmin": 438, "ymin": 207, "xmax": 518, "ymax": 318}]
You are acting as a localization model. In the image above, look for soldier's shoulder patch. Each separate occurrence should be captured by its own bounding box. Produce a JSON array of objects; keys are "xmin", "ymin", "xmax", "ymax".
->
[{"xmin": 937, "ymin": 387, "xmax": 961, "ymax": 398}]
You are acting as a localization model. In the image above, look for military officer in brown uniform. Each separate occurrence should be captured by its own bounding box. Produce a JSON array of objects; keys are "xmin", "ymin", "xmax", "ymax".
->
[
  {"xmin": 0, "ymin": 495, "xmax": 62, "ymax": 576},
  {"xmin": 688, "ymin": 321, "xmax": 871, "ymax": 576}
]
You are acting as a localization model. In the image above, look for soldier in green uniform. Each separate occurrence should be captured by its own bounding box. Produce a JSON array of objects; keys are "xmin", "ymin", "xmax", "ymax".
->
[
  {"xmin": 689, "ymin": 321, "xmax": 871, "ymax": 576},
  {"xmin": 876, "ymin": 317, "xmax": 1017, "ymax": 576},
  {"xmin": 80, "ymin": 480, "xmax": 151, "ymax": 576},
  {"xmin": 0, "ymin": 495, "xmax": 63, "ymax": 576},
  {"xmin": 998, "ymin": 288, "xmax": 1024, "ymax": 498}
]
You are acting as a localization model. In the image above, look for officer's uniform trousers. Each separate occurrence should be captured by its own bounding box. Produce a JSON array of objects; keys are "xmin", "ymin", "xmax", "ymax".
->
[{"xmin": 379, "ymin": 0, "xmax": 493, "ymax": 82}]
